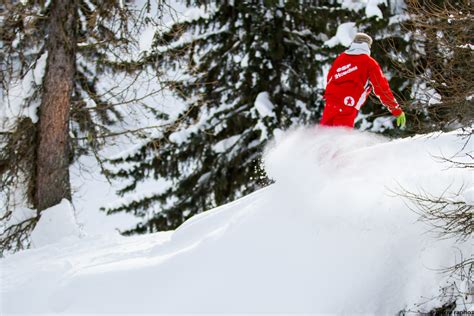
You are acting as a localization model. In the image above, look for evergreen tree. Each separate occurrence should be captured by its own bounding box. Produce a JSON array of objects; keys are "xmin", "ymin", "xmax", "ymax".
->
[
  {"xmin": 0, "ymin": 0, "xmax": 165, "ymax": 253},
  {"xmin": 106, "ymin": 0, "xmax": 415, "ymax": 233}
]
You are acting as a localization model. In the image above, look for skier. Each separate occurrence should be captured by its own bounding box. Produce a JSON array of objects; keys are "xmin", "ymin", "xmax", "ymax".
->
[{"xmin": 320, "ymin": 33, "xmax": 406, "ymax": 128}]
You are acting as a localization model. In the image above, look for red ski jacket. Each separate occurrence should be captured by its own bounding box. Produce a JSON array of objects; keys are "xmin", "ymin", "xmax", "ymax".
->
[{"xmin": 323, "ymin": 50, "xmax": 403, "ymax": 117}]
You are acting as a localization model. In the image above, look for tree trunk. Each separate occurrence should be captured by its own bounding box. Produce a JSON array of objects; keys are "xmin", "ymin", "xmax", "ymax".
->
[{"xmin": 35, "ymin": 0, "xmax": 77, "ymax": 211}]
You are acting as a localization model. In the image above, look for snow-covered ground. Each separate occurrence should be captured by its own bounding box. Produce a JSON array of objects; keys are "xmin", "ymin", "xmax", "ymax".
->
[{"xmin": 1, "ymin": 127, "xmax": 472, "ymax": 314}]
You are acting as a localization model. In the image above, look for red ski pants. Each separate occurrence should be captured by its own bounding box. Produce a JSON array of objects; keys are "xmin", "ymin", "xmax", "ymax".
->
[{"xmin": 320, "ymin": 102, "xmax": 358, "ymax": 128}]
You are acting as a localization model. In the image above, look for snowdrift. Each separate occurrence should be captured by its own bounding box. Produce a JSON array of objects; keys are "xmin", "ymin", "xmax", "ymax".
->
[{"xmin": 1, "ymin": 127, "xmax": 472, "ymax": 314}]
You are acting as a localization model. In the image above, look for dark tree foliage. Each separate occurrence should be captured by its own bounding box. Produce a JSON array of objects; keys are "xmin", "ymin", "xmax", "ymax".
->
[{"xmin": 106, "ymin": 0, "xmax": 415, "ymax": 234}]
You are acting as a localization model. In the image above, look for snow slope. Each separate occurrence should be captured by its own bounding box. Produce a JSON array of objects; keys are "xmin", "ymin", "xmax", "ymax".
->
[{"xmin": 1, "ymin": 127, "xmax": 473, "ymax": 314}]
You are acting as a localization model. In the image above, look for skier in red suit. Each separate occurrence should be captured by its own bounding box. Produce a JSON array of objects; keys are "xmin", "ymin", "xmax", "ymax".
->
[{"xmin": 320, "ymin": 33, "xmax": 406, "ymax": 128}]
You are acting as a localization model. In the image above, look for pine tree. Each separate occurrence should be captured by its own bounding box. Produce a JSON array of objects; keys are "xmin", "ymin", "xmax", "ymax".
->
[
  {"xmin": 106, "ymin": 0, "xmax": 415, "ymax": 234},
  {"xmin": 0, "ymin": 0, "xmax": 165, "ymax": 253}
]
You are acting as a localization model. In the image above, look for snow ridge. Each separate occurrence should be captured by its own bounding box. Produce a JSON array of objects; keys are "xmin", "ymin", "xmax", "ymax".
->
[{"xmin": 1, "ymin": 127, "xmax": 472, "ymax": 314}]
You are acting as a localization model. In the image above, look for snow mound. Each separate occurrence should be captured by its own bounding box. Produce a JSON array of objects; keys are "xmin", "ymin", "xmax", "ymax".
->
[
  {"xmin": 30, "ymin": 199, "xmax": 82, "ymax": 248},
  {"xmin": 325, "ymin": 22, "xmax": 357, "ymax": 47},
  {"xmin": 254, "ymin": 91, "xmax": 275, "ymax": 118},
  {"xmin": 365, "ymin": 0, "xmax": 384, "ymax": 19},
  {"xmin": 1, "ymin": 128, "xmax": 472, "ymax": 314}
]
